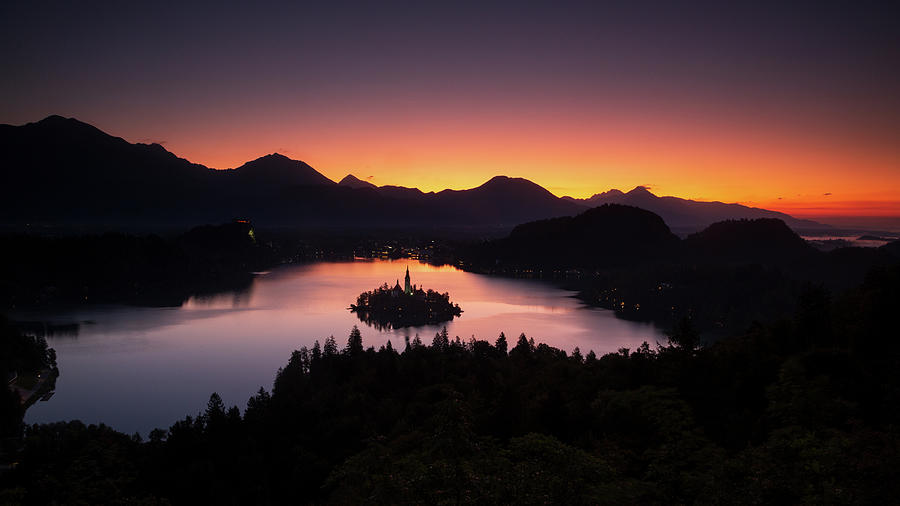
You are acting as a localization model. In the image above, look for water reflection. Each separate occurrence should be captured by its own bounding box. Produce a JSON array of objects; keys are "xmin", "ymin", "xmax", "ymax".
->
[{"xmin": 17, "ymin": 259, "xmax": 664, "ymax": 435}]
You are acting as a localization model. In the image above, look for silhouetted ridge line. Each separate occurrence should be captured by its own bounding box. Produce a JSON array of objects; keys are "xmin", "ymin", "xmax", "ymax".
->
[
  {"xmin": 225, "ymin": 153, "xmax": 336, "ymax": 187},
  {"xmin": 1, "ymin": 116, "xmax": 591, "ymax": 228},
  {"xmin": 338, "ymin": 174, "xmax": 378, "ymax": 189},
  {"xmin": 0, "ymin": 115, "xmax": 823, "ymax": 231},
  {"xmin": 565, "ymin": 186, "xmax": 825, "ymax": 232}
]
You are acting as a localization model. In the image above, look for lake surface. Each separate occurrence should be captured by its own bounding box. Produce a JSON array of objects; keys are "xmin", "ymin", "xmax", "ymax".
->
[{"xmin": 17, "ymin": 259, "xmax": 664, "ymax": 435}]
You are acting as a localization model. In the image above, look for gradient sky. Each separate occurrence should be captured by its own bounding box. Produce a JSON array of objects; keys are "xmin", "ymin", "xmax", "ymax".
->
[{"xmin": 2, "ymin": 1, "xmax": 898, "ymax": 218}]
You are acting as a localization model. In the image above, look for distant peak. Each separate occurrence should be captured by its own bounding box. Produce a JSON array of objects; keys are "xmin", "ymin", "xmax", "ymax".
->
[
  {"xmin": 626, "ymin": 186, "xmax": 655, "ymax": 196},
  {"xmin": 34, "ymin": 115, "xmax": 94, "ymax": 129},
  {"xmin": 481, "ymin": 175, "xmax": 538, "ymax": 188},
  {"xmin": 241, "ymin": 153, "xmax": 305, "ymax": 167},
  {"xmin": 478, "ymin": 176, "xmax": 549, "ymax": 193},
  {"xmin": 339, "ymin": 174, "xmax": 377, "ymax": 189},
  {"xmin": 233, "ymin": 152, "xmax": 335, "ymax": 185},
  {"xmin": 340, "ymin": 174, "xmax": 362, "ymax": 183},
  {"xmin": 27, "ymin": 115, "xmax": 113, "ymax": 140},
  {"xmin": 588, "ymin": 189, "xmax": 624, "ymax": 200},
  {"xmin": 39, "ymin": 114, "xmax": 69, "ymax": 123}
]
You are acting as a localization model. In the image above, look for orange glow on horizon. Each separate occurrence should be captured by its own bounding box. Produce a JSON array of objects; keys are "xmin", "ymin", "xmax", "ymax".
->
[{"xmin": 107, "ymin": 93, "xmax": 898, "ymax": 219}]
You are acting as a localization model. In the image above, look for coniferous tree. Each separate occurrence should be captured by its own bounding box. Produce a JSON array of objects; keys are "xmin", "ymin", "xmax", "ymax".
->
[
  {"xmin": 495, "ymin": 332, "xmax": 508, "ymax": 354},
  {"xmin": 323, "ymin": 335, "xmax": 338, "ymax": 356},
  {"xmin": 345, "ymin": 326, "xmax": 364, "ymax": 356},
  {"xmin": 205, "ymin": 392, "xmax": 226, "ymax": 426}
]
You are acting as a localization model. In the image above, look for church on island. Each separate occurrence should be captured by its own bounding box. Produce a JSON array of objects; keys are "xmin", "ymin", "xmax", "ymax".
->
[
  {"xmin": 350, "ymin": 267, "xmax": 462, "ymax": 330},
  {"xmin": 390, "ymin": 267, "xmax": 419, "ymax": 298}
]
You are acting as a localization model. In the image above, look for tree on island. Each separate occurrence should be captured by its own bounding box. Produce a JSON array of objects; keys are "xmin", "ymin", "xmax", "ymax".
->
[{"xmin": 350, "ymin": 268, "xmax": 462, "ymax": 329}]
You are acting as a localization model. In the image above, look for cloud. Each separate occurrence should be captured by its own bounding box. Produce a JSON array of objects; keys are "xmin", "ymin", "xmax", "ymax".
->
[
  {"xmin": 824, "ymin": 192, "xmax": 832, "ymax": 196},
  {"xmin": 366, "ymin": 175, "xmax": 374, "ymax": 180}
]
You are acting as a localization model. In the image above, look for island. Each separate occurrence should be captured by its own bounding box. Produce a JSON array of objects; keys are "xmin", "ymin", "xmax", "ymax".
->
[{"xmin": 350, "ymin": 267, "xmax": 462, "ymax": 330}]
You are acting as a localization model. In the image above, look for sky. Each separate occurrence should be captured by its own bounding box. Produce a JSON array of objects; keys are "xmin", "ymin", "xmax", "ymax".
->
[{"xmin": 2, "ymin": 0, "xmax": 899, "ymax": 219}]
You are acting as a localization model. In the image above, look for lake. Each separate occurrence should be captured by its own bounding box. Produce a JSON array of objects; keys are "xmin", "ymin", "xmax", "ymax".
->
[{"xmin": 16, "ymin": 259, "xmax": 664, "ymax": 435}]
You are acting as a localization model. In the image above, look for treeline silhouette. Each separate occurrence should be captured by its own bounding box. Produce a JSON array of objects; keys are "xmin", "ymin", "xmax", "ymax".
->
[
  {"xmin": 3, "ymin": 260, "xmax": 900, "ymax": 503},
  {"xmin": 0, "ymin": 222, "xmax": 277, "ymax": 308},
  {"xmin": 0, "ymin": 317, "xmax": 57, "ymax": 439}
]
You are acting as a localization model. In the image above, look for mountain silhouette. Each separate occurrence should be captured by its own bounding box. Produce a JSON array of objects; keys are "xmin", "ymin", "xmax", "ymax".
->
[
  {"xmin": 0, "ymin": 116, "xmax": 585, "ymax": 229},
  {"xmin": 375, "ymin": 185, "xmax": 429, "ymax": 201},
  {"xmin": 430, "ymin": 176, "xmax": 585, "ymax": 226},
  {"xmin": 338, "ymin": 174, "xmax": 377, "ymax": 190},
  {"xmin": 226, "ymin": 154, "xmax": 336, "ymax": 187},
  {"xmin": 564, "ymin": 186, "xmax": 825, "ymax": 232},
  {"xmin": 0, "ymin": 116, "xmax": 827, "ymax": 232},
  {"xmin": 0, "ymin": 115, "xmax": 221, "ymax": 225},
  {"xmin": 478, "ymin": 204, "xmax": 681, "ymax": 268}
]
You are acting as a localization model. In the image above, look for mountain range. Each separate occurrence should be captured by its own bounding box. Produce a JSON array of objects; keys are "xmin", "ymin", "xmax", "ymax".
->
[
  {"xmin": 0, "ymin": 116, "xmax": 827, "ymax": 233},
  {"xmin": 562, "ymin": 187, "xmax": 823, "ymax": 232}
]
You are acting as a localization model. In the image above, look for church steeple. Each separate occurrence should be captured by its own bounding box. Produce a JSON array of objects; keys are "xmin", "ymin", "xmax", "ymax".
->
[{"xmin": 404, "ymin": 266, "xmax": 412, "ymax": 295}]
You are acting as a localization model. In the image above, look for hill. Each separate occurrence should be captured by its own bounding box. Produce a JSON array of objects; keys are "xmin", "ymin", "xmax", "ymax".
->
[
  {"xmin": 684, "ymin": 218, "xmax": 816, "ymax": 263},
  {"xmin": 430, "ymin": 176, "xmax": 586, "ymax": 227},
  {"xmin": 226, "ymin": 153, "xmax": 336, "ymax": 187},
  {"xmin": 470, "ymin": 204, "xmax": 680, "ymax": 269}
]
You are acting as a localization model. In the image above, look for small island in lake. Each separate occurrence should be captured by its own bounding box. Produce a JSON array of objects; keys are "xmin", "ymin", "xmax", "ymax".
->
[{"xmin": 350, "ymin": 267, "xmax": 462, "ymax": 330}]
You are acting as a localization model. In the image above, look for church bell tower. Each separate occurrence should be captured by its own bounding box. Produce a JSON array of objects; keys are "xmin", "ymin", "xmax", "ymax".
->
[{"xmin": 404, "ymin": 266, "xmax": 412, "ymax": 295}]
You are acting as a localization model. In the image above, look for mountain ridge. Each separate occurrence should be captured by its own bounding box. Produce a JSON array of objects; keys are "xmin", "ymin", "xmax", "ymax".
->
[
  {"xmin": 564, "ymin": 186, "xmax": 825, "ymax": 232},
  {"xmin": 0, "ymin": 115, "xmax": 825, "ymax": 232},
  {"xmin": 338, "ymin": 174, "xmax": 378, "ymax": 189},
  {"xmin": 224, "ymin": 153, "xmax": 336, "ymax": 187}
]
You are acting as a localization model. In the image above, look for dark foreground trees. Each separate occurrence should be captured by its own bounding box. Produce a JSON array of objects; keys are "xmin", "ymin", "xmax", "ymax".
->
[
  {"xmin": 3, "ymin": 264, "xmax": 900, "ymax": 504},
  {"xmin": 0, "ymin": 317, "xmax": 57, "ymax": 440}
]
